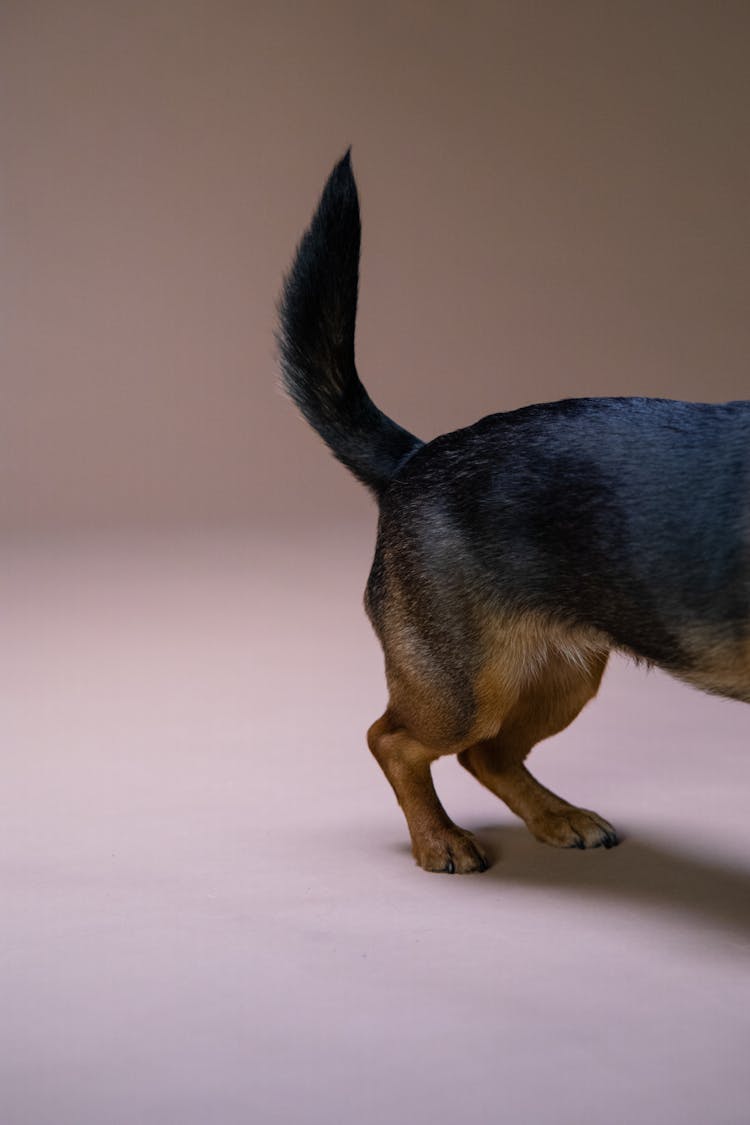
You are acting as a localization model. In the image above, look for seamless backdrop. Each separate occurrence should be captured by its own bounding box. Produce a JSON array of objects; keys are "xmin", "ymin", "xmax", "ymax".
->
[
  {"xmin": 3, "ymin": 7, "xmax": 750, "ymax": 1125},
  {"xmin": 2, "ymin": 0, "xmax": 749, "ymax": 535}
]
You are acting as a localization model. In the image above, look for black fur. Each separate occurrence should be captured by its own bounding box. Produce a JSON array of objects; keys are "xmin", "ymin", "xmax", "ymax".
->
[
  {"xmin": 277, "ymin": 150, "xmax": 421, "ymax": 493},
  {"xmin": 379, "ymin": 398, "xmax": 750, "ymax": 683}
]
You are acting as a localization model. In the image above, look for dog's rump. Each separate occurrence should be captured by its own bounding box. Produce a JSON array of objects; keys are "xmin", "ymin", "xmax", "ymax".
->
[{"xmin": 376, "ymin": 396, "xmax": 750, "ymax": 684}]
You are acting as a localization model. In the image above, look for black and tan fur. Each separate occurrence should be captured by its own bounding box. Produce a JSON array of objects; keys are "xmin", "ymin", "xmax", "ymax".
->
[{"xmin": 278, "ymin": 152, "xmax": 750, "ymax": 873}]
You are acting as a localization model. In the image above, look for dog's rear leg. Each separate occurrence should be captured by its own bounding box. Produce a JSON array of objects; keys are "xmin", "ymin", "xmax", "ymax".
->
[
  {"xmin": 459, "ymin": 652, "xmax": 618, "ymax": 849},
  {"xmin": 368, "ymin": 712, "xmax": 488, "ymax": 873}
]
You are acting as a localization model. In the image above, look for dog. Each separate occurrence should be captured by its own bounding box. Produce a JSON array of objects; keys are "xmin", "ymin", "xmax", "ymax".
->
[{"xmin": 277, "ymin": 150, "xmax": 749, "ymax": 874}]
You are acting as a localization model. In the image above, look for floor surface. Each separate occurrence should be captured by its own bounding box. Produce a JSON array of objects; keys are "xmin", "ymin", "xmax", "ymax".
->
[{"xmin": 2, "ymin": 528, "xmax": 749, "ymax": 1124}]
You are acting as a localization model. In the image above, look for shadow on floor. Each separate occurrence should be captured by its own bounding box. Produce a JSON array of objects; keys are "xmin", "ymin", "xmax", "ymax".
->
[
  {"xmin": 384, "ymin": 821, "xmax": 750, "ymax": 938},
  {"xmin": 452, "ymin": 822, "xmax": 750, "ymax": 939}
]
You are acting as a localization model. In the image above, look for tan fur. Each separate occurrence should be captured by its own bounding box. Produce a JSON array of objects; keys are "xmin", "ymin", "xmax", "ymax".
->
[
  {"xmin": 677, "ymin": 628, "xmax": 750, "ymax": 702},
  {"xmin": 458, "ymin": 648, "xmax": 614, "ymax": 851},
  {"xmin": 368, "ymin": 604, "xmax": 616, "ymax": 873},
  {"xmin": 469, "ymin": 613, "xmax": 611, "ymax": 742},
  {"xmin": 367, "ymin": 714, "xmax": 489, "ymax": 874}
]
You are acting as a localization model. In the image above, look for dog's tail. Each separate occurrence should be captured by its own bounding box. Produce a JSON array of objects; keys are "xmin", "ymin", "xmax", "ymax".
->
[{"xmin": 277, "ymin": 151, "xmax": 422, "ymax": 496}]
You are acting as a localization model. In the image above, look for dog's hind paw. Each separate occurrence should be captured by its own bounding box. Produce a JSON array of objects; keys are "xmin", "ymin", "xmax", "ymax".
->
[
  {"xmin": 413, "ymin": 827, "xmax": 490, "ymax": 874},
  {"xmin": 529, "ymin": 807, "xmax": 618, "ymax": 850}
]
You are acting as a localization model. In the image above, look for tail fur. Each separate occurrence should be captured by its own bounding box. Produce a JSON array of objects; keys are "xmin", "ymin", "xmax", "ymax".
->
[{"xmin": 277, "ymin": 151, "xmax": 422, "ymax": 495}]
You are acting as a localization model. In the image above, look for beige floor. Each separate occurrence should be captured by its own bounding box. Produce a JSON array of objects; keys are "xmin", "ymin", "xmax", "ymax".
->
[{"xmin": 2, "ymin": 528, "xmax": 749, "ymax": 1124}]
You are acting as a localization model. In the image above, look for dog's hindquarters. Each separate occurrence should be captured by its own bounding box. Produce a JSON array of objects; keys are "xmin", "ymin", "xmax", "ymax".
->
[{"xmin": 365, "ymin": 514, "xmax": 616, "ymax": 871}]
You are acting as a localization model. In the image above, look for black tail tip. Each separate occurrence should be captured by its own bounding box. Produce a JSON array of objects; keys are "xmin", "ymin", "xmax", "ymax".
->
[
  {"xmin": 327, "ymin": 146, "xmax": 355, "ymax": 190},
  {"xmin": 312, "ymin": 147, "xmax": 358, "ymax": 231}
]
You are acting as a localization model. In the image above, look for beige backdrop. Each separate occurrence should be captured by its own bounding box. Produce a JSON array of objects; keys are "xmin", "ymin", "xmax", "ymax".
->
[{"xmin": 2, "ymin": 0, "xmax": 749, "ymax": 534}]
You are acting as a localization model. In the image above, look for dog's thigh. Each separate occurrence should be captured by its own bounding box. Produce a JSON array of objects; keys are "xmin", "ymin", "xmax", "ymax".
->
[{"xmin": 470, "ymin": 647, "xmax": 608, "ymax": 765}]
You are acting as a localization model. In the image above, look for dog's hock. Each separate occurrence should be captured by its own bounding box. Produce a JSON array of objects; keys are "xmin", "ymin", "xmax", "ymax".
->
[{"xmin": 367, "ymin": 713, "xmax": 489, "ymax": 873}]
